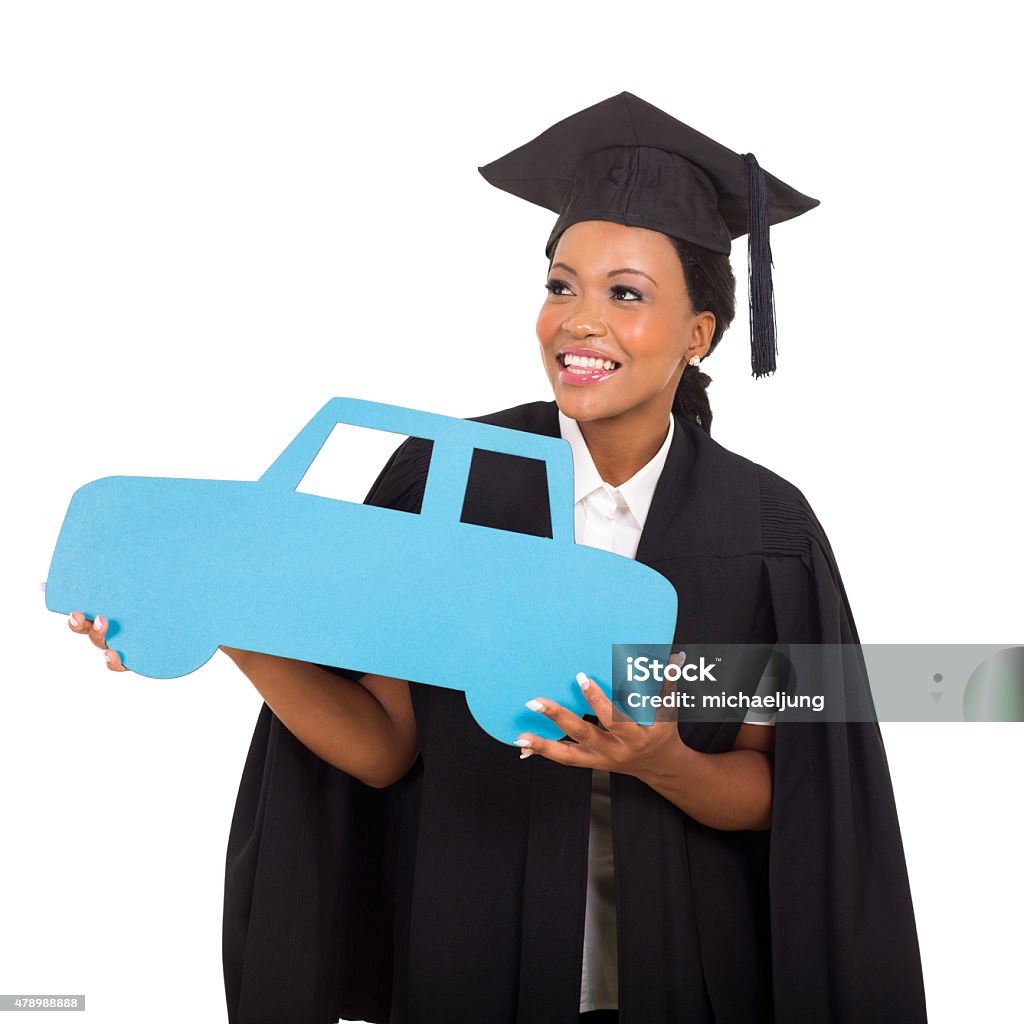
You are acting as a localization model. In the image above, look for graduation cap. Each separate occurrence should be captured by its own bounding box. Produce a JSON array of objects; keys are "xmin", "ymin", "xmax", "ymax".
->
[{"xmin": 478, "ymin": 91, "xmax": 819, "ymax": 378}]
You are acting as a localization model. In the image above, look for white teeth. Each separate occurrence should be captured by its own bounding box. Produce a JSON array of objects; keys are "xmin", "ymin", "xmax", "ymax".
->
[{"xmin": 563, "ymin": 353, "xmax": 618, "ymax": 371}]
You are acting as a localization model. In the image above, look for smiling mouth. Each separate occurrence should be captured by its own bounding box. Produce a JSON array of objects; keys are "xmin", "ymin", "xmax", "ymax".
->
[
  {"xmin": 557, "ymin": 353, "xmax": 622, "ymax": 373},
  {"xmin": 555, "ymin": 352, "xmax": 622, "ymax": 386}
]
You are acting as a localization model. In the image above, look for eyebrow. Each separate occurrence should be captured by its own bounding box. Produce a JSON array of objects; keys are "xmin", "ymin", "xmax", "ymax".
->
[{"xmin": 551, "ymin": 261, "xmax": 659, "ymax": 288}]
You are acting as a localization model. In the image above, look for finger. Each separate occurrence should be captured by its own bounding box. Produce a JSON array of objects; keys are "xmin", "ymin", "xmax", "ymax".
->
[
  {"xmin": 525, "ymin": 696, "xmax": 600, "ymax": 747},
  {"xmin": 651, "ymin": 651, "xmax": 685, "ymax": 726},
  {"xmin": 68, "ymin": 610, "xmax": 92, "ymax": 634},
  {"xmin": 654, "ymin": 665, "xmax": 681, "ymax": 726},
  {"xmin": 514, "ymin": 733, "xmax": 594, "ymax": 767},
  {"xmin": 575, "ymin": 672, "xmax": 631, "ymax": 732},
  {"xmin": 104, "ymin": 647, "xmax": 129, "ymax": 673},
  {"xmin": 577, "ymin": 671, "xmax": 662, "ymax": 740},
  {"xmin": 88, "ymin": 614, "xmax": 110, "ymax": 651}
]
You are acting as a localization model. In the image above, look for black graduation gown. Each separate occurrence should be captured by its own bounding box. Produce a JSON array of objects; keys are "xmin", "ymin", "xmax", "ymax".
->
[{"xmin": 222, "ymin": 399, "xmax": 928, "ymax": 1024}]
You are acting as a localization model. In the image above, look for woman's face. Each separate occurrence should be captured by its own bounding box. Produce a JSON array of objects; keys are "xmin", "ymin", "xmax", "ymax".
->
[{"xmin": 536, "ymin": 219, "xmax": 714, "ymax": 425}]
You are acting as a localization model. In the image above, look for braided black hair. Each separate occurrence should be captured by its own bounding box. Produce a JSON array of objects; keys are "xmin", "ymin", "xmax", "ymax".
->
[{"xmin": 670, "ymin": 237, "xmax": 737, "ymax": 436}]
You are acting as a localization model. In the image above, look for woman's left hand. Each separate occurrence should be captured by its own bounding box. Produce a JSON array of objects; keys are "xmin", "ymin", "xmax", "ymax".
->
[{"xmin": 515, "ymin": 671, "xmax": 683, "ymax": 778}]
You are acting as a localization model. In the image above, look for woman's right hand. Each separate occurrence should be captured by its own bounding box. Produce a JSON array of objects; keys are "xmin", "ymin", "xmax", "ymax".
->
[{"xmin": 68, "ymin": 611, "xmax": 129, "ymax": 672}]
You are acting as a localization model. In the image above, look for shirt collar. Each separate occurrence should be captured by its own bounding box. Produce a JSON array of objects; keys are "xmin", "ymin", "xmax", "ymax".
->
[{"xmin": 557, "ymin": 408, "xmax": 675, "ymax": 530}]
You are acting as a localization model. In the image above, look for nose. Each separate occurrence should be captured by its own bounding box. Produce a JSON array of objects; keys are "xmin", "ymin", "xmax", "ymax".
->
[{"xmin": 562, "ymin": 310, "xmax": 608, "ymax": 339}]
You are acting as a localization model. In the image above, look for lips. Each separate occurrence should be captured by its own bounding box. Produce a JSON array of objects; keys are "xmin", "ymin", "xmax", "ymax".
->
[{"xmin": 556, "ymin": 350, "xmax": 622, "ymax": 387}]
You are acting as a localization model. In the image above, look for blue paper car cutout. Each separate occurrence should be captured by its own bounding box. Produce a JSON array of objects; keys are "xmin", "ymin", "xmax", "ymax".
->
[{"xmin": 44, "ymin": 398, "xmax": 678, "ymax": 744}]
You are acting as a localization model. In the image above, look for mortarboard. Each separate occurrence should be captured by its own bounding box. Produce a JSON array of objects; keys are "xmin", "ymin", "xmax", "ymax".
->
[{"xmin": 478, "ymin": 91, "xmax": 819, "ymax": 378}]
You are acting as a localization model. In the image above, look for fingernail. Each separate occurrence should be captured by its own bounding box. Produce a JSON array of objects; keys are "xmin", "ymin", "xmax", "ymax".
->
[
  {"xmin": 104, "ymin": 650, "xmax": 113, "ymax": 663},
  {"xmin": 525, "ymin": 699, "xmax": 544, "ymax": 711},
  {"xmin": 94, "ymin": 616, "xmax": 104, "ymax": 631},
  {"xmin": 514, "ymin": 737, "xmax": 532, "ymax": 747},
  {"xmin": 576, "ymin": 672, "xmax": 590, "ymax": 690},
  {"xmin": 69, "ymin": 612, "xmax": 80, "ymax": 627},
  {"xmin": 519, "ymin": 749, "xmax": 534, "ymax": 759}
]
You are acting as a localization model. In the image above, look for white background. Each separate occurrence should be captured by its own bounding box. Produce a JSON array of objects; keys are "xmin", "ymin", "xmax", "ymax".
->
[{"xmin": 2, "ymin": 2, "xmax": 1021, "ymax": 1021}]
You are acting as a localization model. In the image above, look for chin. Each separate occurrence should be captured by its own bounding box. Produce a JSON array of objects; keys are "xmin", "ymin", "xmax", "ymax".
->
[{"xmin": 556, "ymin": 392, "xmax": 619, "ymax": 421}]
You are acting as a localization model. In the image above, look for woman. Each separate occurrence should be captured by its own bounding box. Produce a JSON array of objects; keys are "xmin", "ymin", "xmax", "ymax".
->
[{"xmin": 69, "ymin": 93, "xmax": 928, "ymax": 1023}]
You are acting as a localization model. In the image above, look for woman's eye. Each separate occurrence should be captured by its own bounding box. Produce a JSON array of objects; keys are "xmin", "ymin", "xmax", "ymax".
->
[{"xmin": 544, "ymin": 280, "xmax": 643, "ymax": 301}]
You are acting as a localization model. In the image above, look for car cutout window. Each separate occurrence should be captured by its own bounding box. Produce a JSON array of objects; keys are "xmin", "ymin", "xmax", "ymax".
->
[
  {"xmin": 296, "ymin": 422, "xmax": 426, "ymax": 513},
  {"xmin": 460, "ymin": 448, "xmax": 552, "ymax": 539}
]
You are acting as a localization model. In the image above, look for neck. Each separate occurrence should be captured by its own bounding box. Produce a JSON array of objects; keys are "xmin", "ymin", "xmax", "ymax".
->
[{"xmin": 575, "ymin": 401, "xmax": 672, "ymax": 488}]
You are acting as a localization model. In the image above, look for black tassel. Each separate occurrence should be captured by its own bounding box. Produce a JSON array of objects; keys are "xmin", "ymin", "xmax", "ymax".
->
[{"xmin": 744, "ymin": 153, "xmax": 777, "ymax": 378}]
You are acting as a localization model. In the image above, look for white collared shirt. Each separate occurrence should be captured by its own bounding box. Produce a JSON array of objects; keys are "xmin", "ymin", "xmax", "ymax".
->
[{"xmin": 558, "ymin": 409, "xmax": 777, "ymax": 1013}]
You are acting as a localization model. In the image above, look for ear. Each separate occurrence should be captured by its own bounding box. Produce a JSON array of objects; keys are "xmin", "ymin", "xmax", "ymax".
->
[
  {"xmin": 683, "ymin": 312, "xmax": 715, "ymax": 364},
  {"xmin": 694, "ymin": 310, "xmax": 715, "ymax": 357}
]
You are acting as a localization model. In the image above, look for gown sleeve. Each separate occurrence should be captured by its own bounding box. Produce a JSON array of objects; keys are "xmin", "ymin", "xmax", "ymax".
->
[
  {"xmin": 758, "ymin": 468, "xmax": 929, "ymax": 1022},
  {"xmin": 221, "ymin": 436, "xmax": 432, "ymax": 1024}
]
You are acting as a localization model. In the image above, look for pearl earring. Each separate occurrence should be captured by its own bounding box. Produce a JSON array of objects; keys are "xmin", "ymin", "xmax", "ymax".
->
[{"xmin": 688, "ymin": 355, "xmax": 701, "ymax": 367}]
